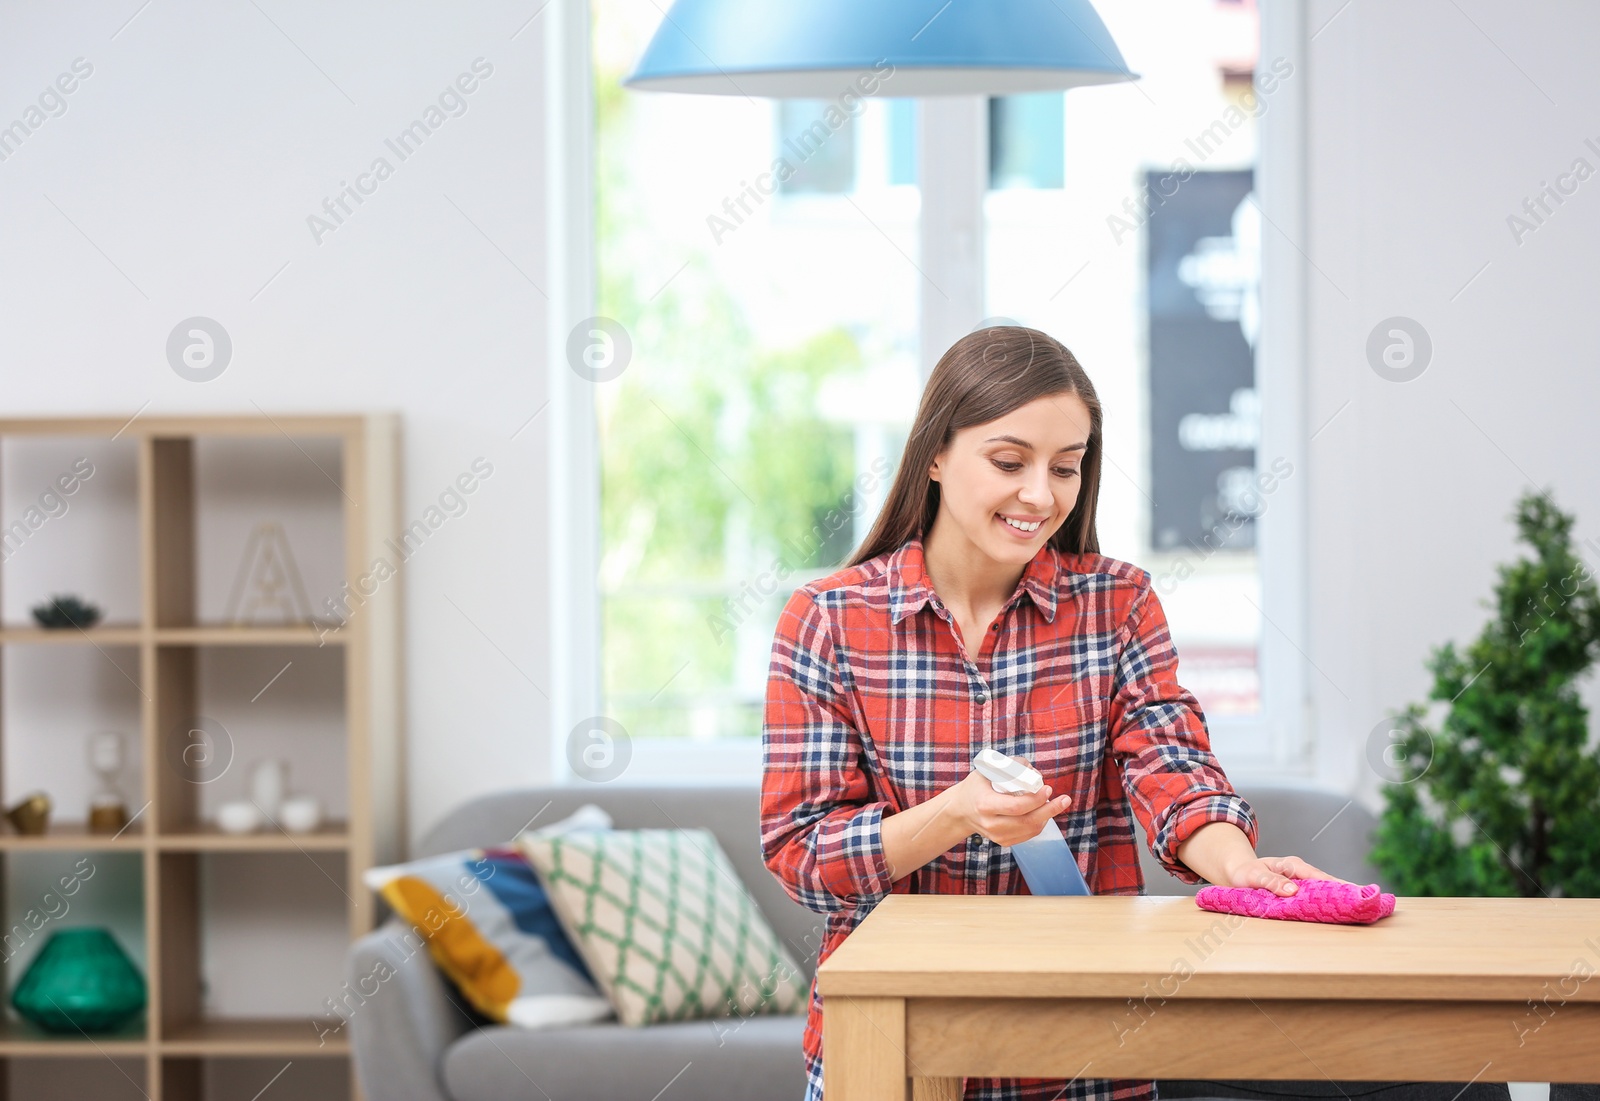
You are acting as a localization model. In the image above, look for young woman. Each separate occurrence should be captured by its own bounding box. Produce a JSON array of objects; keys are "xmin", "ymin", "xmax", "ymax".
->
[{"xmin": 758, "ymin": 327, "xmax": 1495, "ymax": 1101}]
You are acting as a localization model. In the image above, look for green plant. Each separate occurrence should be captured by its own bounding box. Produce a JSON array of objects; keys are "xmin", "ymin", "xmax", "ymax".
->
[
  {"xmin": 1371, "ymin": 489, "xmax": 1600, "ymax": 897},
  {"xmin": 30, "ymin": 594, "xmax": 102, "ymax": 629}
]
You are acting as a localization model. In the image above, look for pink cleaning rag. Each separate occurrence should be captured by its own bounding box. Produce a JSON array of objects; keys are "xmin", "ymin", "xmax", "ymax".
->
[{"xmin": 1194, "ymin": 879, "xmax": 1397, "ymax": 925}]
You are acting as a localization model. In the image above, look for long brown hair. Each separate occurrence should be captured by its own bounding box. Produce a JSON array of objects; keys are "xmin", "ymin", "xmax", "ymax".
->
[{"xmin": 848, "ymin": 325, "xmax": 1103, "ymax": 567}]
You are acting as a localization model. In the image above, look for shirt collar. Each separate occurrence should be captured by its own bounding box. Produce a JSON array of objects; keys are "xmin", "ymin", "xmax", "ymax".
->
[{"xmin": 887, "ymin": 534, "xmax": 1060, "ymax": 626}]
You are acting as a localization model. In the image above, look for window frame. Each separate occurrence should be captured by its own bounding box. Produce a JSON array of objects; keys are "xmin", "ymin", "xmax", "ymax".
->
[{"xmin": 548, "ymin": 0, "xmax": 1313, "ymax": 785}]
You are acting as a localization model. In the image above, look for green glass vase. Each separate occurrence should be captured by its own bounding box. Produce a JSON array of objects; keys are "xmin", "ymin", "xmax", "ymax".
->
[{"xmin": 11, "ymin": 927, "xmax": 146, "ymax": 1033}]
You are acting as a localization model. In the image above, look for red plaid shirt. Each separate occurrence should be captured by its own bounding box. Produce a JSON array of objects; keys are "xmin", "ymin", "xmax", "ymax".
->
[{"xmin": 761, "ymin": 534, "xmax": 1258, "ymax": 1101}]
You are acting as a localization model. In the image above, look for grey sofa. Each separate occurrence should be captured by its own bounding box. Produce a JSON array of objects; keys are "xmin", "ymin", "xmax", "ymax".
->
[{"xmin": 347, "ymin": 784, "xmax": 1384, "ymax": 1101}]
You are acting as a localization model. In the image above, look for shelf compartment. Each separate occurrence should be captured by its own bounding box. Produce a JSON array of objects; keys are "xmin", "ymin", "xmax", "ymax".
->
[
  {"xmin": 157, "ymin": 851, "xmax": 354, "ymax": 1047},
  {"xmin": 151, "ymin": 644, "xmax": 348, "ymax": 836},
  {"xmin": 159, "ymin": 1053, "xmax": 350, "ymax": 1101},
  {"xmin": 2, "ymin": 643, "xmax": 146, "ymax": 837},
  {"xmin": 7, "ymin": 1053, "xmax": 149, "ymax": 1100},
  {"xmin": 1, "ymin": 849, "xmax": 147, "ymax": 1074},
  {"xmin": 1, "ymin": 435, "xmax": 142, "ymax": 630},
  {"xmin": 150, "ymin": 434, "xmax": 352, "ymax": 632}
]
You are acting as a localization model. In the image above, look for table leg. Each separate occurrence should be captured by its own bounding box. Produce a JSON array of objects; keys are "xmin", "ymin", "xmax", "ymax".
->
[
  {"xmin": 825, "ymin": 994, "xmax": 965, "ymax": 1100},
  {"xmin": 912, "ymin": 1077, "xmax": 965, "ymax": 1101},
  {"xmin": 825, "ymin": 995, "xmax": 906, "ymax": 1100}
]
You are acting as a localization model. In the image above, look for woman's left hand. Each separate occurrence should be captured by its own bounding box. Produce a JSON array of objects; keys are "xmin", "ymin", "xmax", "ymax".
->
[{"xmin": 1224, "ymin": 855, "xmax": 1353, "ymax": 896}]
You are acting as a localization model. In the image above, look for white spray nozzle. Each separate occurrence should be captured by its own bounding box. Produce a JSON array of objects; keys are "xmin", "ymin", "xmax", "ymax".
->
[{"xmin": 972, "ymin": 748, "xmax": 1043, "ymax": 795}]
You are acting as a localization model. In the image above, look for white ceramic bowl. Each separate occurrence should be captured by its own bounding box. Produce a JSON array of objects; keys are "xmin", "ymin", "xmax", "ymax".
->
[
  {"xmin": 216, "ymin": 800, "xmax": 261, "ymax": 835},
  {"xmin": 280, "ymin": 795, "xmax": 323, "ymax": 833}
]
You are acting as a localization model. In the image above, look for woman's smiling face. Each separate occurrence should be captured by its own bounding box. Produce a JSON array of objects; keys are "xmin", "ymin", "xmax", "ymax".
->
[{"xmin": 927, "ymin": 391, "xmax": 1093, "ymax": 566}]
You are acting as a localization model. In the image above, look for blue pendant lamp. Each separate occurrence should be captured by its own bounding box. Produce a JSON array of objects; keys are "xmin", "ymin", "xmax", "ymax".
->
[{"xmin": 623, "ymin": 0, "xmax": 1139, "ymax": 97}]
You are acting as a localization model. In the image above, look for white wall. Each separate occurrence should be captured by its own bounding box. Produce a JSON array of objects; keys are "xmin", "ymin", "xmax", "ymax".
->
[
  {"xmin": 1301, "ymin": 0, "xmax": 1600, "ymax": 803},
  {"xmin": 0, "ymin": 0, "xmax": 551, "ymax": 847}
]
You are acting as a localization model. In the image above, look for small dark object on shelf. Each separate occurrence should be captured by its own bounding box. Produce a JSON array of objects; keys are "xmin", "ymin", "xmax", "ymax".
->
[
  {"xmin": 88, "ymin": 803, "xmax": 128, "ymax": 834},
  {"xmin": 30, "ymin": 595, "xmax": 102, "ymax": 629},
  {"xmin": 5, "ymin": 792, "xmax": 50, "ymax": 835}
]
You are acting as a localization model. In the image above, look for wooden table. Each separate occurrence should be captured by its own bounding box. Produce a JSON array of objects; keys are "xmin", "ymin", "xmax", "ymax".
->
[{"xmin": 817, "ymin": 895, "xmax": 1600, "ymax": 1099}]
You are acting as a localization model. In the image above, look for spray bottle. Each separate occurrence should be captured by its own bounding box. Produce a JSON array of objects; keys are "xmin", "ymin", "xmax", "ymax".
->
[{"xmin": 971, "ymin": 748, "xmax": 1091, "ymax": 896}]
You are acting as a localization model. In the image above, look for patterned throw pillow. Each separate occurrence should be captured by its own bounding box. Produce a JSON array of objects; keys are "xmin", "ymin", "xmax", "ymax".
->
[
  {"xmin": 363, "ymin": 804, "xmax": 617, "ymax": 1028},
  {"xmin": 517, "ymin": 828, "xmax": 807, "ymax": 1027}
]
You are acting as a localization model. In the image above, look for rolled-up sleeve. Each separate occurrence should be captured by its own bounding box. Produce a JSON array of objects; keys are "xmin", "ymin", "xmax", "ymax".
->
[
  {"xmin": 760, "ymin": 587, "xmax": 897, "ymax": 915},
  {"xmin": 1107, "ymin": 577, "xmax": 1257, "ymax": 885}
]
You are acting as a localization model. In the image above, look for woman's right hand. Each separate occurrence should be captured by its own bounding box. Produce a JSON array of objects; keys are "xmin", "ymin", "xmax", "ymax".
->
[{"xmin": 947, "ymin": 758, "xmax": 1072, "ymax": 847}]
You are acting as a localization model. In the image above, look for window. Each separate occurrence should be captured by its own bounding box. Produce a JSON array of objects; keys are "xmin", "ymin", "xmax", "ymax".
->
[
  {"xmin": 989, "ymin": 92, "xmax": 1065, "ymax": 190},
  {"xmin": 589, "ymin": 0, "xmax": 921, "ymax": 765},
  {"xmin": 568, "ymin": 0, "xmax": 1300, "ymax": 778},
  {"xmin": 983, "ymin": 0, "xmax": 1273, "ymax": 743},
  {"xmin": 775, "ymin": 100, "xmax": 857, "ymax": 193}
]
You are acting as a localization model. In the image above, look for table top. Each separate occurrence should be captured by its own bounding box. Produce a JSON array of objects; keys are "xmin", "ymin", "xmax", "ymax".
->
[{"xmin": 815, "ymin": 894, "xmax": 1600, "ymax": 1001}]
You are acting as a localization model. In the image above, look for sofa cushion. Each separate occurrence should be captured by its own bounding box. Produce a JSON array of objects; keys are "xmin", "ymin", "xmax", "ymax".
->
[
  {"xmin": 442, "ymin": 1015, "xmax": 807, "ymax": 1101},
  {"xmin": 363, "ymin": 803, "xmax": 616, "ymax": 1028},
  {"xmin": 518, "ymin": 827, "xmax": 807, "ymax": 1027},
  {"xmin": 413, "ymin": 786, "xmax": 825, "ymax": 983}
]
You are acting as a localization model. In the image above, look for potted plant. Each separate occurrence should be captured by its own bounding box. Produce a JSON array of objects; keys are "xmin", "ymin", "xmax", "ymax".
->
[{"xmin": 1372, "ymin": 490, "xmax": 1600, "ymax": 897}]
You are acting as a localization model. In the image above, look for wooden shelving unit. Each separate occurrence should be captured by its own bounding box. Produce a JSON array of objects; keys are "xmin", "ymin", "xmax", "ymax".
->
[{"xmin": 0, "ymin": 415, "xmax": 402, "ymax": 1100}]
